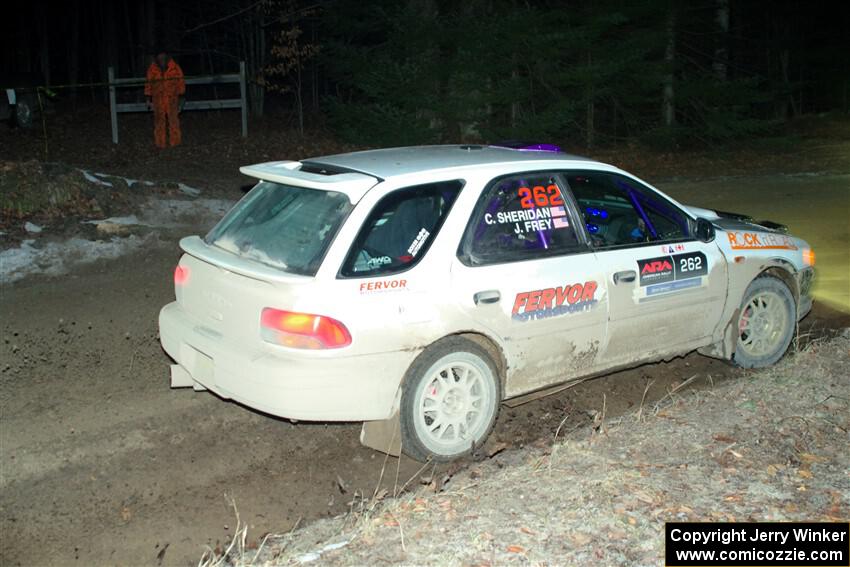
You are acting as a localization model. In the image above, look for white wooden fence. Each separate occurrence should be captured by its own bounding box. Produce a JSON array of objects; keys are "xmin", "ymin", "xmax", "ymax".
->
[{"xmin": 107, "ymin": 61, "xmax": 247, "ymax": 144}]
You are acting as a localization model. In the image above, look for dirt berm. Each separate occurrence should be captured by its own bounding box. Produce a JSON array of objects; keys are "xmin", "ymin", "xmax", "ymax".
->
[{"xmin": 213, "ymin": 331, "xmax": 850, "ymax": 566}]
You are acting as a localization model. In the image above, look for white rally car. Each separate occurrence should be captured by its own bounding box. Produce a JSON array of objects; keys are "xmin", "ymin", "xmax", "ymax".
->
[{"xmin": 159, "ymin": 144, "xmax": 815, "ymax": 461}]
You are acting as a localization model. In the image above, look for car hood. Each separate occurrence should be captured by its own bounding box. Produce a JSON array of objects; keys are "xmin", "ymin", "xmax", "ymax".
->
[{"xmin": 684, "ymin": 204, "xmax": 788, "ymax": 234}]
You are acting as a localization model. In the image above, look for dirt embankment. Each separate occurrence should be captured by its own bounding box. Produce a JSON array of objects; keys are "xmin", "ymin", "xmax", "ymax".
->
[{"xmin": 220, "ymin": 332, "xmax": 850, "ymax": 567}]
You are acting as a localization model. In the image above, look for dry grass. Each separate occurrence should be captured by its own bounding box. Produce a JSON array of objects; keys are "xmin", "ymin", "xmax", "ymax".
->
[{"xmin": 211, "ymin": 331, "xmax": 850, "ymax": 566}]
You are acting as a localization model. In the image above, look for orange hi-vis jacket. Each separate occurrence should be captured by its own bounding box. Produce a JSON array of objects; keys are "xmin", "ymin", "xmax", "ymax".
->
[{"xmin": 144, "ymin": 60, "xmax": 185, "ymax": 100}]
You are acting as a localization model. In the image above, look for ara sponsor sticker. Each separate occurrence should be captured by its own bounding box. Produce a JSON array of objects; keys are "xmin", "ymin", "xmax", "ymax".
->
[
  {"xmin": 726, "ymin": 231, "xmax": 797, "ymax": 250},
  {"xmin": 638, "ymin": 256, "xmax": 675, "ymax": 286},
  {"xmin": 359, "ymin": 278, "xmax": 408, "ymax": 294},
  {"xmin": 512, "ymin": 281, "xmax": 598, "ymax": 322},
  {"xmin": 638, "ymin": 251, "xmax": 707, "ymax": 287}
]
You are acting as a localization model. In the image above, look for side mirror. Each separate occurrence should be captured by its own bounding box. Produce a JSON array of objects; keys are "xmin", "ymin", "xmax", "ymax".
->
[{"xmin": 695, "ymin": 218, "xmax": 715, "ymax": 243}]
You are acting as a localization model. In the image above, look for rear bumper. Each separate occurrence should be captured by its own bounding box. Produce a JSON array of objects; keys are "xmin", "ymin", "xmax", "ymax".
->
[{"xmin": 158, "ymin": 301, "xmax": 413, "ymax": 421}]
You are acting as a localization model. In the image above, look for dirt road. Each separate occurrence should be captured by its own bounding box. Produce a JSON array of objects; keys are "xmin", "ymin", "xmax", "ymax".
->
[
  {"xmin": 2, "ymin": 174, "xmax": 848, "ymax": 566},
  {"xmin": 659, "ymin": 173, "xmax": 850, "ymax": 312}
]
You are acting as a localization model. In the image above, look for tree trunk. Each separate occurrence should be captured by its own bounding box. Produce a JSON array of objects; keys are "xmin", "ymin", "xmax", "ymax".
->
[
  {"xmin": 162, "ymin": 0, "xmax": 181, "ymax": 53},
  {"xmin": 780, "ymin": 49, "xmax": 789, "ymax": 120},
  {"xmin": 662, "ymin": 2, "xmax": 676, "ymax": 127},
  {"xmin": 311, "ymin": 21, "xmax": 319, "ymax": 113},
  {"xmin": 510, "ymin": 66, "xmax": 519, "ymax": 130},
  {"xmin": 296, "ymin": 62, "xmax": 304, "ymax": 135},
  {"xmin": 712, "ymin": 0, "xmax": 729, "ymax": 81},
  {"xmin": 38, "ymin": 13, "xmax": 50, "ymax": 85},
  {"xmin": 254, "ymin": 16, "xmax": 266, "ymax": 117},
  {"xmin": 68, "ymin": 0, "xmax": 80, "ymax": 106},
  {"xmin": 144, "ymin": 0, "xmax": 156, "ymax": 56},
  {"xmin": 586, "ymin": 51, "xmax": 594, "ymax": 149},
  {"xmin": 244, "ymin": 7, "xmax": 265, "ymax": 119}
]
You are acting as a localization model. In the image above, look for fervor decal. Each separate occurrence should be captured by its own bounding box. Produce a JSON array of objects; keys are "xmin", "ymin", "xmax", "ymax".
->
[{"xmin": 512, "ymin": 281, "xmax": 599, "ymax": 322}]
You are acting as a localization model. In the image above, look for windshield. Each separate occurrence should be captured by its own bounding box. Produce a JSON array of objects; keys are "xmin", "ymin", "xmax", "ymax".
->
[{"xmin": 205, "ymin": 181, "xmax": 353, "ymax": 276}]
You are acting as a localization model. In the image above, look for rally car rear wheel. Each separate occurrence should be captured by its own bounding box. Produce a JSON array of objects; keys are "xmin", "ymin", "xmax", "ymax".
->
[
  {"xmin": 733, "ymin": 276, "xmax": 795, "ymax": 368},
  {"xmin": 400, "ymin": 337, "xmax": 500, "ymax": 462}
]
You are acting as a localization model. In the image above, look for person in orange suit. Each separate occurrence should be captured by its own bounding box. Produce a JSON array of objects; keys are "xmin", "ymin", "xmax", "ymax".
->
[{"xmin": 144, "ymin": 53, "xmax": 185, "ymax": 148}]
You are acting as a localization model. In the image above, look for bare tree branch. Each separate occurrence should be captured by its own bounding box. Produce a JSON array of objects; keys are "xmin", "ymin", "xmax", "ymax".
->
[{"xmin": 183, "ymin": 0, "xmax": 265, "ymax": 35}]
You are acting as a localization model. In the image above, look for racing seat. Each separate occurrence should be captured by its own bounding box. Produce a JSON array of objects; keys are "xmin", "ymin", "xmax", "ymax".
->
[{"xmin": 363, "ymin": 196, "xmax": 440, "ymax": 259}]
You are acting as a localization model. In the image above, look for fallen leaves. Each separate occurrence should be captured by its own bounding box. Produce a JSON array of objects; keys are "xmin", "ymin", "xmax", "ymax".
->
[{"xmin": 632, "ymin": 489, "xmax": 656, "ymax": 505}]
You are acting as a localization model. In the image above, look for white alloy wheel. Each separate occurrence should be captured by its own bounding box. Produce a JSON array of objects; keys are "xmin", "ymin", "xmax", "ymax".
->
[
  {"xmin": 734, "ymin": 276, "xmax": 795, "ymax": 368},
  {"xmin": 738, "ymin": 291, "xmax": 790, "ymax": 356},
  {"xmin": 400, "ymin": 337, "xmax": 500, "ymax": 461}
]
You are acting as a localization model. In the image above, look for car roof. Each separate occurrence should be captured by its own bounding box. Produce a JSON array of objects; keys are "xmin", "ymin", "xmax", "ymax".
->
[{"xmin": 303, "ymin": 145, "xmax": 598, "ymax": 180}]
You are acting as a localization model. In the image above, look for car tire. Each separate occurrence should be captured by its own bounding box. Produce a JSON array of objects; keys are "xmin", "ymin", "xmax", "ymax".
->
[
  {"xmin": 400, "ymin": 336, "xmax": 501, "ymax": 462},
  {"xmin": 732, "ymin": 276, "xmax": 796, "ymax": 368}
]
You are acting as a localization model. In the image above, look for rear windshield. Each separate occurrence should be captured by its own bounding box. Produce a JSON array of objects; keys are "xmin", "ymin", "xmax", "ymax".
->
[{"xmin": 205, "ymin": 181, "xmax": 353, "ymax": 276}]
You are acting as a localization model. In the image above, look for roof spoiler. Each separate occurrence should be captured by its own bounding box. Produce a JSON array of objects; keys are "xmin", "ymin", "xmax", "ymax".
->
[{"xmin": 239, "ymin": 161, "xmax": 379, "ymax": 203}]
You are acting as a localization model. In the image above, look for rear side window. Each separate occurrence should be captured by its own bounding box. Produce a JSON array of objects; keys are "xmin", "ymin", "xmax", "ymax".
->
[
  {"xmin": 340, "ymin": 180, "xmax": 464, "ymax": 277},
  {"xmin": 205, "ymin": 181, "xmax": 353, "ymax": 276},
  {"xmin": 460, "ymin": 173, "xmax": 583, "ymax": 265}
]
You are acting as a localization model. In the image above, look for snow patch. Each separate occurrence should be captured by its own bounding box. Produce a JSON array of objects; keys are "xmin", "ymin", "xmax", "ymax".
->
[
  {"xmin": 80, "ymin": 170, "xmax": 114, "ymax": 187},
  {"xmin": 24, "ymin": 222, "xmax": 43, "ymax": 233},
  {"xmin": 0, "ymin": 234, "xmax": 156, "ymax": 285},
  {"xmin": 177, "ymin": 183, "xmax": 202, "ymax": 197},
  {"xmin": 83, "ymin": 215, "xmax": 144, "ymax": 227}
]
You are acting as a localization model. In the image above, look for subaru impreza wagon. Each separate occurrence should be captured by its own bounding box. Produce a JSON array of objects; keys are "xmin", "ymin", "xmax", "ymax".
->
[{"xmin": 159, "ymin": 144, "xmax": 814, "ymax": 461}]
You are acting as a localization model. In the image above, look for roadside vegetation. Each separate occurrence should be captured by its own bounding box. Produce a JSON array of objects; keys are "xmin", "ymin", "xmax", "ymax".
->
[{"xmin": 208, "ymin": 330, "xmax": 850, "ymax": 566}]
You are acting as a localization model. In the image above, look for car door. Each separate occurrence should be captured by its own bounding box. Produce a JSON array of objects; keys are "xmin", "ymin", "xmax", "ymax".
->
[
  {"xmin": 450, "ymin": 171, "xmax": 608, "ymax": 399},
  {"xmin": 564, "ymin": 171, "xmax": 728, "ymax": 366}
]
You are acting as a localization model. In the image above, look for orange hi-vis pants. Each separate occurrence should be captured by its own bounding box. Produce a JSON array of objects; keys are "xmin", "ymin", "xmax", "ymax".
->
[{"xmin": 153, "ymin": 96, "xmax": 180, "ymax": 148}]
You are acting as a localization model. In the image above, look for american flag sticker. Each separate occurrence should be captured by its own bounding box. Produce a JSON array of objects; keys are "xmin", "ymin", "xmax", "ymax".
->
[
  {"xmin": 549, "ymin": 206, "xmax": 566, "ymax": 217},
  {"xmin": 553, "ymin": 216, "xmax": 570, "ymax": 229}
]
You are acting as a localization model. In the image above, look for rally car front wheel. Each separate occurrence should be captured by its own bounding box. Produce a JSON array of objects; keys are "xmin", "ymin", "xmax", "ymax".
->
[
  {"xmin": 400, "ymin": 337, "xmax": 500, "ymax": 462},
  {"xmin": 733, "ymin": 276, "xmax": 796, "ymax": 368}
]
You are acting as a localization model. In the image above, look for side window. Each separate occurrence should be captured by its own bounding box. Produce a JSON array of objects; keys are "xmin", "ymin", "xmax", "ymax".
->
[
  {"xmin": 461, "ymin": 173, "xmax": 583, "ymax": 265},
  {"xmin": 339, "ymin": 180, "xmax": 463, "ymax": 277},
  {"xmin": 566, "ymin": 172, "xmax": 691, "ymax": 248}
]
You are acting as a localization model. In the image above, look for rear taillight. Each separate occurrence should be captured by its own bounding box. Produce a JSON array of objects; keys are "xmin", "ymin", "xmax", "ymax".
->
[
  {"xmin": 174, "ymin": 265, "xmax": 190, "ymax": 286},
  {"xmin": 260, "ymin": 308, "xmax": 352, "ymax": 349}
]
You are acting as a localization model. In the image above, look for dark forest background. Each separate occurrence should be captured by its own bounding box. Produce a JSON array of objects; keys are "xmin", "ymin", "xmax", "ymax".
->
[{"xmin": 2, "ymin": 0, "xmax": 848, "ymax": 148}]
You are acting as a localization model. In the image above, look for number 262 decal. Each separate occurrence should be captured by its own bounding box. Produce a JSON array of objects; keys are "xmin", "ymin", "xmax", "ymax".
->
[
  {"xmin": 518, "ymin": 185, "xmax": 564, "ymax": 209},
  {"xmin": 679, "ymin": 255, "xmax": 702, "ymax": 273}
]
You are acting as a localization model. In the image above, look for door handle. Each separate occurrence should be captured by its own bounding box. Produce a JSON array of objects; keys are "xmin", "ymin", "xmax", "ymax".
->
[
  {"xmin": 613, "ymin": 270, "xmax": 636, "ymax": 285},
  {"xmin": 473, "ymin": 290, "xmax": 501, "ymax": 305}
]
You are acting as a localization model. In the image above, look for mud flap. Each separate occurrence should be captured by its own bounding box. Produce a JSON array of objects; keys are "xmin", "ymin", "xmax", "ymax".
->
[
  {"xmin": 170, "ymin": 364, "xmax": 193, "ymax": 388},
  {"xmin": 698, "ymin": 306, "xmax": 740, "ymax": 360},
  {"xmin": 170, "ymin": 364, "xmax": 208, "ymax": 391},
  {"xmin": 359, "ymin": 412, "xmax": 401, "ymax": 457}
]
